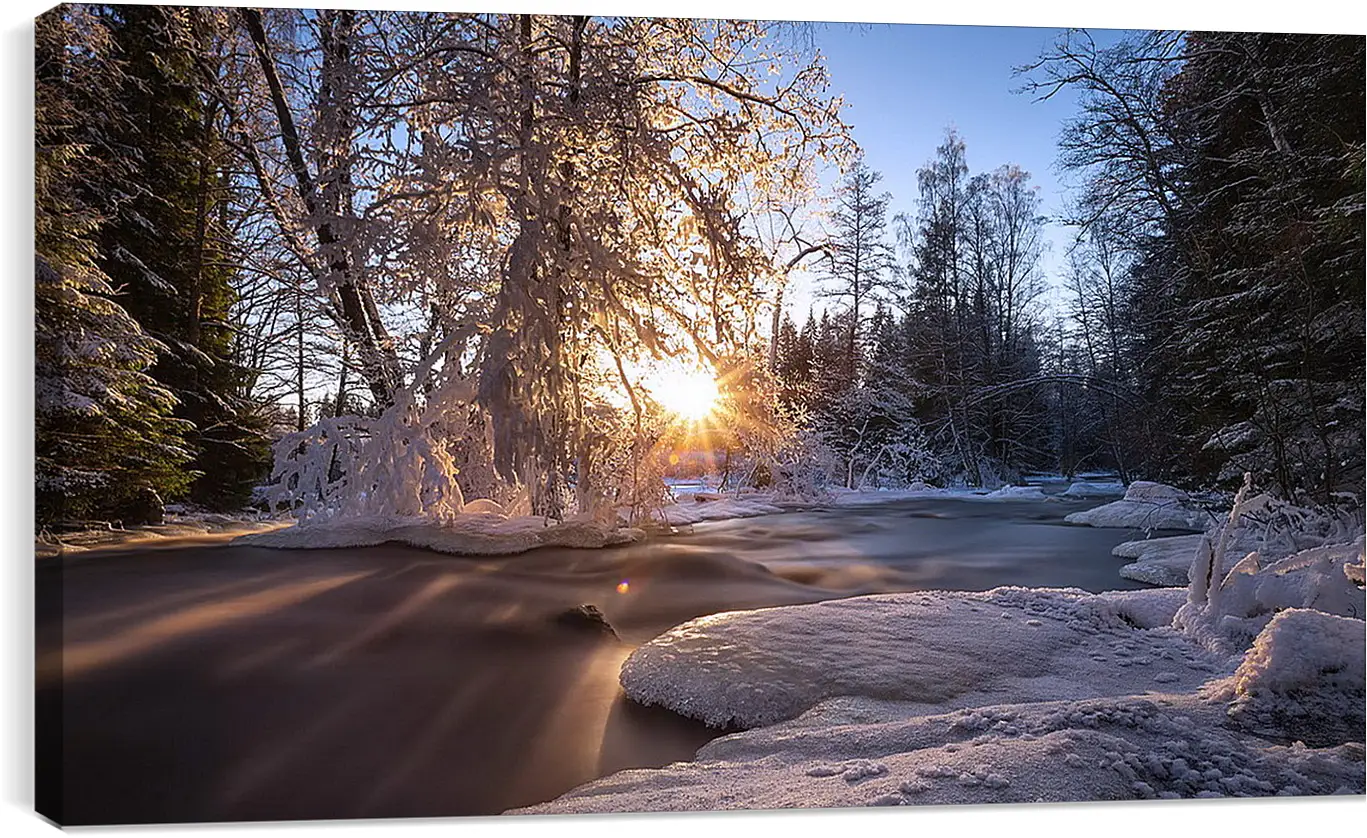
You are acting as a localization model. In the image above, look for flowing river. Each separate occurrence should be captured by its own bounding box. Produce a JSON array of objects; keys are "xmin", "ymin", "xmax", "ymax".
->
[{"xmin": 37, "ymin": 496, "xmax": 1162, "ymax": 824}]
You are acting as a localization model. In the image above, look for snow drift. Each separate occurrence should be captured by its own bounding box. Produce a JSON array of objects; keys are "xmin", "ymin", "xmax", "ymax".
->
[
  {"xmin": 515, "ymin": 582, "xmax": 1364, "ymax": 814},
  {"xmin": 1064, "ymin": 481, "xmax": 1211, "ymax": 531},
  {"xmin": 512, "ymin": 477, "xmax": 1365, "ymax": 814}
]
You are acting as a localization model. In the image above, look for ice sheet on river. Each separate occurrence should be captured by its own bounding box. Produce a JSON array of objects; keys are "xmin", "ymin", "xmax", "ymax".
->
[
  {"xmin": 1113, "ymin": 534, "xmax": 1206, "ymax": 586},
  {"xmin": 515, "ymin": 571, "xmax": 1364, "ymax": 813},
  {"xmin": 1065, "ymin": 481, "xmax": 1212, "ymax": 531}
]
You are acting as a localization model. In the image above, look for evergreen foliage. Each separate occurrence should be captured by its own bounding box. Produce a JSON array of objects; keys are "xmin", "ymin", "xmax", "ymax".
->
[
  {"xmin": 97, "ymin": 5, "xmax": 270, "ymax": 509},
  {"xmin": 35, "ymin": 4, "xmax": 193, "ymax": 525}
]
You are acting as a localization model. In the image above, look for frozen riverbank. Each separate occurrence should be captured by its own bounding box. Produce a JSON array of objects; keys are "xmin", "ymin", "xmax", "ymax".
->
[
  {"xmin": 230, "ymin": 478, "xmax": 1128, "ymax": 559},
  {"xmin": 514, "ymin": 480, "xmax": 1364, "ymax": 813},
  {"xmin": 35, "ymin": 509, "xmax": 287, "ymax": 558},
  {"xmin": 514, "ymin": 552, "xmax": 1365, "ymax": 814}
]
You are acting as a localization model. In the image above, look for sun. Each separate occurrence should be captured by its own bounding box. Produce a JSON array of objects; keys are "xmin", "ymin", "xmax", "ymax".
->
[{"xmin": 644, "ymin": 362, "xmax": 720, "ymax": 422}]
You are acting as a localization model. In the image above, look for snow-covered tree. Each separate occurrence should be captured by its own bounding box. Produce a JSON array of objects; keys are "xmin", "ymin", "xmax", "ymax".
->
[
  {"xmin": 247, "ymin": 11, "xmax": 850, "ymax": 522},
  {"xmin": 35, "ymin": 5, "xmax": 192, "ymax": 526}
]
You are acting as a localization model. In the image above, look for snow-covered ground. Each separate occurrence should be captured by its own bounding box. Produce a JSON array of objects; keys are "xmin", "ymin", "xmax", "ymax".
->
[
  {"xmin": 1064, "ymin": 481, "xmax": 1214, "ymax": 532},
  {"xmin": 35, "ymin": 508, "xmax": 287, "ymax": 558},
  {"xmin": 238, "ymin": 512, "xmax": 643, "ymax": 555},
  {"xmin": 512, "ymin": 506, "xmax": 1365, "ymax": 814}
]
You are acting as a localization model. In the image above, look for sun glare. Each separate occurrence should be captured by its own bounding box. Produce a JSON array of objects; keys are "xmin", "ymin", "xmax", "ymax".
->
[{"xmin": 645, "ymin": 363, "xmax": 720, "ymax": 422}]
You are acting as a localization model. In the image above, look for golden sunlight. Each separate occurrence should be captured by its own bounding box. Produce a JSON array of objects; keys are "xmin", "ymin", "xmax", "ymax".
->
[{"xmin": 643, "ymin": 362, "xmax": 720, "ymax": 422}]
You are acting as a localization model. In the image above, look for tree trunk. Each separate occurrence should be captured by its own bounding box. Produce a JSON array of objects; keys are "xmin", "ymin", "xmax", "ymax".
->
[{"xmin": 240, "ymin": 8, "xmax": 398, "ymax": 408}]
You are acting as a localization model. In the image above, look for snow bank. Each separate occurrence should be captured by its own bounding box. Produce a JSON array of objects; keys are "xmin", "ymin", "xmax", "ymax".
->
[
  {"xmin": 37, "ymin": 512, "xmax": 286, "ymax": 558},
  {"xmin": 1061, "ymin": 480, "xmax": 1126, "ymax": 499},
  {"xmin": 516, "ymin": 584, "xmax": 1363, "ymax": 815},
  {"xmin": 237, "ymin": 513, "xmax": 642, "ymax": 555},
  {"xmin": 1065, "ymin": 481, "xmax": 1211, "ymax": 531},
  {"xmin": 653, "ymin": 496, "xmax": 785, "ymax": 526},
  {"xmin": 1113, "ymin": 534, "xmax": 1204, "ymax": 586},
  {"xmin": 511, "ymin": 692, "xmax": 1364, "ymax": 813},
  {"xmin": 1174, "ymin": 536, "xmax": 1365, "ymax": 656},
  {"xmin": 514, "ymin": 481, "xmax": 1364, "ymax": 815},
  {"xmin": 1230, "ymin": 609, "xmax": 1365, "ymax": 698},
  {"xmin": 619, "ymin": 587, "xmax": 1220, "ymax": 729},
  {"xmin": 982, "ymin": 485, "xmax": 1052, "ymax": 501},
  {"xmin": 1204, "ymin": 609, "xmax": 1366, "ymax": 747}
]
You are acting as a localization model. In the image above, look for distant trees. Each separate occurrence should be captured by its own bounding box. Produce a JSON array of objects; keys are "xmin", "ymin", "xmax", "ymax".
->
[
  {"xmin": 1026, "ymin": 29, "xmax": 1365, "ymax": 500},
  {"xmin": 775, "ymin": 136, "xmax": 1056, "ymax": 489},
  {"xmin": 820, "ymin": 158, "xmax": 897, "ymax": 383},
  {"xmin": 896, "ymin": 133, "xmax": 1054, "ymax": 483}
]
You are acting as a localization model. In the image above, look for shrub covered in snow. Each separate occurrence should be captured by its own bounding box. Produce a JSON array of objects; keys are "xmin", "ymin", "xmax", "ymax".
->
[{"xmin": 1173, "ymin": 475, "xmax": 1365, "ymax": 656}]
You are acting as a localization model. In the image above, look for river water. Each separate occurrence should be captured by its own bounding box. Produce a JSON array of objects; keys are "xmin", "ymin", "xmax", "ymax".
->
[{"xmin": 37, "ymin": 496, "xmax": 1160, "ymax": 824}]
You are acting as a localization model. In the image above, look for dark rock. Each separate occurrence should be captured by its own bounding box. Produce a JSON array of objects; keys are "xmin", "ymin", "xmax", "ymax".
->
[{"xmin": 554, "ymin": 604, "xmax": 617, "ymax": 638}]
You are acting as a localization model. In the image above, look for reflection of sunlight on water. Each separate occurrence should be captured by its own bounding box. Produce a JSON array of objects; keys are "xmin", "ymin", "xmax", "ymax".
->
[
  {"xmin": 520, "ymin": 643, "xmax": 632, "ymax": 787},
  {"xmin": 309, "ymin": 574, "xmax": 464, "ymax": 666},
  {"xmin": 214, "ymin": 637, "xmax": 305, "ymax": 680},
  {"xmin": 62, "ymin": 568, "xmax": 302, "ymax": 639},
  {"xmin": 356, "ymin": 669, "xmax": 501, "ymax": 814},
  {"xmin": 483, "ymin": 601, "xmax": 524, "ymax": 624},
  {"xmin": 44, "ymin": 572, "xmax": 372, "ymax": 682},
  {"xmin": 216, "ymin": 693, "xmax": 374, "ymax": 809}
]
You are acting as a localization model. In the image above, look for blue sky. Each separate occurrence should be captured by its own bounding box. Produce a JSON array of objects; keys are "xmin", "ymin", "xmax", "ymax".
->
[{"xmin": 785, "ymin": 22, "xmax": 1132, "ymax": 318}]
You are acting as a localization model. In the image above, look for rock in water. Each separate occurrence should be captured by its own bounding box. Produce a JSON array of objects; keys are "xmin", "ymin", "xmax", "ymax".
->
[{"xmin": 555, "ymin": 604, "xmax": 617, "ymax": 638}]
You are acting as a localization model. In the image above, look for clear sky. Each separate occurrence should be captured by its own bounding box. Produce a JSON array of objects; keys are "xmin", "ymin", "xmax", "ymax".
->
[{"xmin": 786, "ymin": 22, "xmax": 1132, "ymax": 319}]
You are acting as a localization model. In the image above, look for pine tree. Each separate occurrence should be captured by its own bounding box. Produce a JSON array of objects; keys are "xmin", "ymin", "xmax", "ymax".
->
[
  {"xmin": 820, "ymin": 158, "xmax": 897, "ymax": 383},
  {"xmin": 97, "ymin": 5, "xmax": 269, "ymax": 509},
  {"xmin": 1155, "ymin": 32, "xmax": 1365, "ymax": 499},
  {"xmin": 35, "ymin": 4, "xmax": 193, "ymax": 526}
]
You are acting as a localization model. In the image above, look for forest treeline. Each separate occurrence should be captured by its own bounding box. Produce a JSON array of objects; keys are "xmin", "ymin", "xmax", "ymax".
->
[
  {"xmin": 774, "ymin": 31, "xmax": 1364, "ymax": 503},
  {"xmin": 34, "ymin": 5, "xmax": 1365, "ymax": 529}
]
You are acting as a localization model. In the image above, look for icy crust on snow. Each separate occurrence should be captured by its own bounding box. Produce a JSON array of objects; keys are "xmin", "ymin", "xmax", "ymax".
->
[
  {"xmin": 619, "ymin": 587, "xmax": 1218, "ymax": 730},
  {"xmin": 512, "ymin": 693, "xmax": 1365, "ymax": 813},
  {"xmin": 1064, "ymin": 481, "xmax": 1211, "ymax": 531},
  {"xmin": 237, "ymin": 513, "xmax": 643, "ymax": 555},
  {"xmin": 1113, "ymin": 534, "xmax": 1205, "ymax": 586},
  {"xmin": 518, "ymin": 587, "xmax": 1366, "ymax": 815}
]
